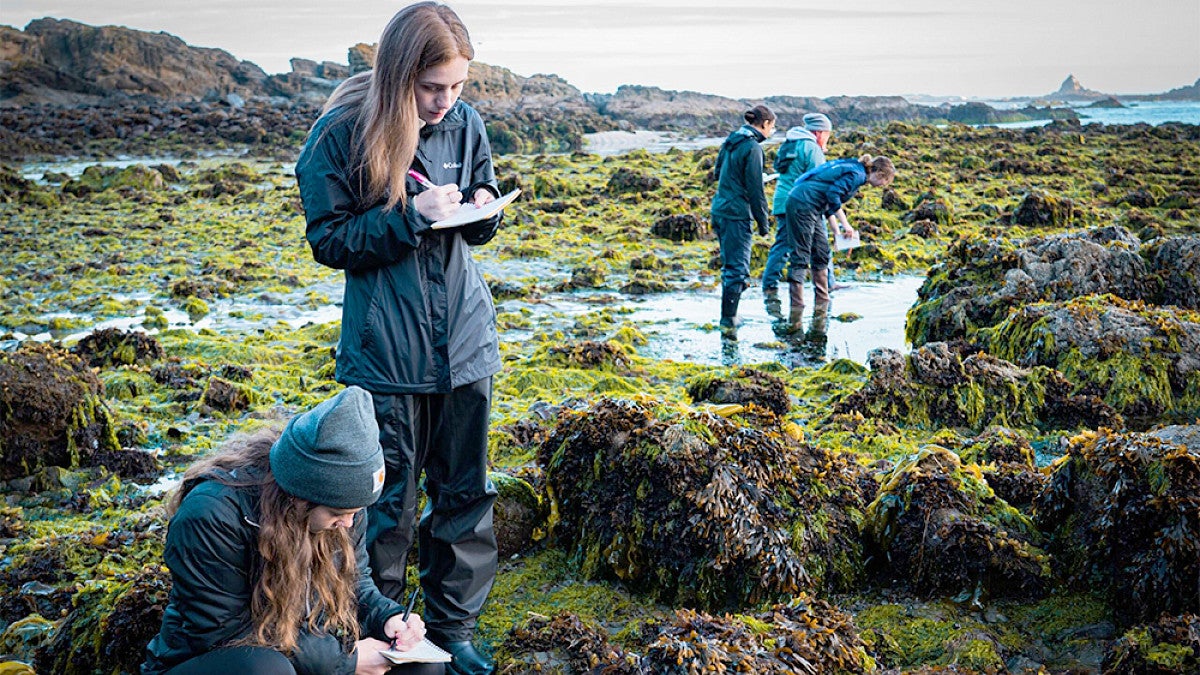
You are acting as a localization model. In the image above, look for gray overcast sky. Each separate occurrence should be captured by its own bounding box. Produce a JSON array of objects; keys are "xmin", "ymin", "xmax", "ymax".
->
[{"xmin": 3, "ymin": 0, "xmax": 1198, "ymax": 98}]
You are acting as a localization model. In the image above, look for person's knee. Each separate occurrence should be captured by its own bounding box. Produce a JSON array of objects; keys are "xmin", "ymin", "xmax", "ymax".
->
[{"xmin": 245, "ymin": 649, "xmax": 297, "ymax": 675}]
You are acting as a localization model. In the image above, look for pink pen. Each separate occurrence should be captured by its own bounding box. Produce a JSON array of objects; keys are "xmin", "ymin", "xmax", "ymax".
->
[{"xmin": 406, "ymin": 168, "xmax": 437, "ymax": 189}]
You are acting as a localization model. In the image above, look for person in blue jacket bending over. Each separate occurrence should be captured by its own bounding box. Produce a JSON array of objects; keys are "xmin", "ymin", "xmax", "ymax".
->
[
  {"xmin": 784, "ymin": 154, "xmax": 896, "ymax": 327},
  {"xmin": 762, "ymin": 112, "xmax": 834, "ymax": 312}
]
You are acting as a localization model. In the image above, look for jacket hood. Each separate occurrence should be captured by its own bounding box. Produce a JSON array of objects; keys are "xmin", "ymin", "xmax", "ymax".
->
[
  {"xmin": 786, "ymin": 126, "xmax": 816, "ymax": 142},
  {"xmin": 725, "ymin": 124, "xmax": 763, "ymax": 149}
]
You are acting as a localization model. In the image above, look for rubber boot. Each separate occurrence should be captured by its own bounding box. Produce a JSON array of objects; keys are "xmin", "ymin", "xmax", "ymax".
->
[
  {"xmin": 719, "ymin": 286, "xmax": 741, "ymax": 333},
  {"xmin": 812, "ymin": 266, "xmax": 831, "ymax": 309},
  {"xmin": 786, "ymin": 280, "xmax": 805, "ymax": 333},
  {"xmin": 805, "ymin": 304, "xmax": 830, "ymax": 360},
  {"xmin": 763, "ymin": 284, "xmax": 782, "ymax": 319}
]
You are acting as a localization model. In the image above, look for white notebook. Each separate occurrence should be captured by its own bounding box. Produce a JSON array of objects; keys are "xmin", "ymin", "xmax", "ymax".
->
[
  {"xmin": 430, "ymin": 188, "xmax": 521, "ymax": 230},
  {"xmin": 380, "ymin": 638, "xmax": 453, "ymax": 664}
]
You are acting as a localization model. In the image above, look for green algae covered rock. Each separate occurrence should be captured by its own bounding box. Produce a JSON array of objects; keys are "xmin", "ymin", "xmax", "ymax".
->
[
  {"xmin": 1012, "ymin": 190, "xmax": 1075, "ymax": 227},
  {"xmin": 906, "ymin": 227, "xmax": 1151, "ymax": 347},
  {"xmin": 834, "ymin": 343, "xmax": 1120, "ymax": 433},
  {"xmin": 1102, "ymin": 613, "xmax": 1200, "ymax": 675},
  {"xmin": 63, "ymin": 164, "xmax": 165, "ymax": 196},
  {"xmin": 539, "ymin": 398, "xmax": 867, "ymax": 610},
  {"xmin": 71, "ymin": 327, "xmax": 163, "ymax": 368},
  {"xmin": 605, "ymin": 166, "xmax": 661, "ymax": 195},
  {"xmin": 490, "ymin": 471, "xmax": 547, "ymax": 558},
  {"xmin": 0, "ymin": 342, "xmax": 121, "ymax": 480},
  {"xmin": 1035, "ymin": 427, "xmax": 1200, "ymax": 625},
  {"xmin": 983, "ymin": 294, "xmax": 1200, "ymax": 428},
  {"xmin": 685, "ymin": 366, "xmax": 791, "ymax": 416},
  {"xmin": 864, "ymin": 446, "xmax": 1051, "ymax": 599}
]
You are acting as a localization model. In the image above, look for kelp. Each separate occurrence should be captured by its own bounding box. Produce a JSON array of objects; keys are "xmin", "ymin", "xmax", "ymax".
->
[
  {"xmin": 1034, "ymin": 427, "xmax": 1200, "ymax": 625},
  {"xmin": 539, "ymin": 398, "xmax": 866, "ymax": 610}
]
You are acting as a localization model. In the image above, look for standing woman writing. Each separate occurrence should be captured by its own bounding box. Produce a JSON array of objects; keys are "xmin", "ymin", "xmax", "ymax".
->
[
  {"xmin": 784, "ymin": 154, "xmax": 896, "ymax": 326},
  {"xmin": 295, "ymin": 3, "xmax": 500, "ymax": 673},
  {"xmin": 710, "ymin": 104, "xmax": 776, "ymax": 331}
]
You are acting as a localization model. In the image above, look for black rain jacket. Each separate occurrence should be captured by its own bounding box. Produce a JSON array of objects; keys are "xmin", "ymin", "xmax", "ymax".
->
[
  {"xmin": 296, "ymin": 100, "xmax": 502, "ymax": 394},
  {"xmin": 141, "ymin": 477, "xmax": 404, "ymax": 675}
]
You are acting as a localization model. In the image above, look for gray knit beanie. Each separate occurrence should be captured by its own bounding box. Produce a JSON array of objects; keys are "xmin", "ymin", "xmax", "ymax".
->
[
  {"xmin": 270, "ymin": 386, "xmax": 385, "ymax": 509},
  {"xmin": 803, "ymin": 113, "xmax": 833, "ymax": 132}
]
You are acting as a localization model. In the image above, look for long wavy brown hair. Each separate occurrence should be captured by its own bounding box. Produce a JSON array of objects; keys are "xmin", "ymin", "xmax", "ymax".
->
[
  {"xmin": 321, "ymin": 1, "xmax": 474, "ymax": 212},
  {"xmin": 168, "ymin": 427, "xmax": 360, "ymax": 654}
]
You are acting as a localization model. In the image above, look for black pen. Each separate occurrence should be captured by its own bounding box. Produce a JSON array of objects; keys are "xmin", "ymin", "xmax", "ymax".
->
[
  {"xmin": 402, "ymin": 586, "xmax": 419, "ymax": 622},
  {"xmin": 392, "ymin": 587, "xmax": 420, "ymax": 650}
]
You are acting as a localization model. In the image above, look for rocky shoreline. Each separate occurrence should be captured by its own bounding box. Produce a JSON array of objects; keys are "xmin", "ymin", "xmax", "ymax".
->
[{"xmin": 3, "ymin": 116, "xmax": 1200, "ymax": 673}]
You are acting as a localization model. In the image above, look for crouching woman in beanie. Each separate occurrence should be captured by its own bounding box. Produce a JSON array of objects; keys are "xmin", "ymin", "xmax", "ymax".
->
[{"xmin": 142, "ymin": 387, "xmax": 442, "ymax": 675}]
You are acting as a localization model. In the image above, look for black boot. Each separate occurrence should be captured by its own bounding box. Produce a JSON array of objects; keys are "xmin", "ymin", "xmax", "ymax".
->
[
  {"xmin": 719, "ymin": 287, "xmax": 741, "ymax": 331},
  {"xmin": 439, "ymin": 640, "xmax": 494, "ymax": 675}
]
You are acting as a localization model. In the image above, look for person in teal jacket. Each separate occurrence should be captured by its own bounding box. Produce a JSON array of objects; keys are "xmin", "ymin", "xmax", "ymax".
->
[
  {"xmin": 784, "ymin": 154, "xmax": 896, "ymax": 327},
  {"xmin": 710, "ymin": 104, "xmax": 775, "ymax": 330},
  {"xmin": 762, "ymin": 113, "xmax": 833, "ymax": 303}
]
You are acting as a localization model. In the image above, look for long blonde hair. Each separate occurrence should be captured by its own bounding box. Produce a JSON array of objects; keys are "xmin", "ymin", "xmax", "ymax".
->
[
  {"xmin": 322, "ymin": 2, "xmax": 474, "ymax": 211},
  {"xmin": 168, "ymin": 428, "xmax": 360, "ymax": 655}
]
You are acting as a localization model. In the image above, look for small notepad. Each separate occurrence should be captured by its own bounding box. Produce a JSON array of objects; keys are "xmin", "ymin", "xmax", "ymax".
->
[
  {"xmin": 834, "ymin": 229, "xmax": 862, "ymax": 251},
  {"xmin": 380, "ymin": 638, "xmax": 453, "ymax": 664},
  {"xmin": 430, "ymin": 188, "xmax": 521, "ymax": 230}
]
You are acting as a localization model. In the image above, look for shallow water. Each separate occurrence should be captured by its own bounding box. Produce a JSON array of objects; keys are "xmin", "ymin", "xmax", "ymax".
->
[{"xmin": 6, "ymin": 275, "xmax": 924, "ymax": 368}]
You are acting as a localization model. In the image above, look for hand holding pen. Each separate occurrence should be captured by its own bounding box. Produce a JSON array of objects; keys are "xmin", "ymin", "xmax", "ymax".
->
[
  {"xmin": 384, "ymin": 587, "xmax": 424, "ymax": 651},
  {"xmin": 409, "ymin": 168, "xmax": 494, "ymax": 208},
  {"xmin": 408, "ymin": 168, "xmax": 462, "ymax": 222}
]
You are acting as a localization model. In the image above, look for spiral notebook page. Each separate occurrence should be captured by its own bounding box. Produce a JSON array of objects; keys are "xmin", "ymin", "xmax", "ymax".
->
[
  {"xmin": 430, "ymin": 188, "xmax": 521, "ymax": 230},
  {"xmin": 380, "ymin": 638, "xmax": 452, "ymax": 664}
]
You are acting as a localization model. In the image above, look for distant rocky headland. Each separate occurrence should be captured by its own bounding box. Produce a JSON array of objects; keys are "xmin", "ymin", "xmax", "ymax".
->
[{"xmin": 1, "ymin": 18, "xmax": 1197, "ymax": 160}]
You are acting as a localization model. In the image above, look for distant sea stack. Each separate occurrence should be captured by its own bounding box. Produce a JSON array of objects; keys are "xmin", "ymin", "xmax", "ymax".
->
[{"xmin": 1050, "ymin": 74, "xmax": 1108, "ymax": 100}]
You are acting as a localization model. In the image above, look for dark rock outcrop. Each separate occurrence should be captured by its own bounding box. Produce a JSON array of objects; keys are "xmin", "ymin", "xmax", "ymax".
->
[
  {"xmin": 0, "ymin": 342, "xmax": 121, "ymax": 480},
  {"xmin": 1035, "ymin": 427, "xmax": 1200, "ymax": 624}
]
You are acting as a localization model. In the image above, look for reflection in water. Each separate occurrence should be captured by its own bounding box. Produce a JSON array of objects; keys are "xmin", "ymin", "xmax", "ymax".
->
[
  {"xmin": 626, "ymin": 276, "xmax": 923, "ymax": 367},
  {"xmin": 6, "ymin": 270, "xmax": 923, "ymax": 369}
]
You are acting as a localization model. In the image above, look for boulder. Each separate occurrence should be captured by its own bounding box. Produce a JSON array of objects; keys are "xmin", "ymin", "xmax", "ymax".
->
[
  {"xmin": 864, "ymin": 446, "xmax": 1051, "ymax": 598},
  {"xmin": 0, "ymin": 342, "xmax": 120, "ymax": 480},
  {"xmin": 834, "ymin": 343, "xmax": 1120, "ymax": 432},
  {"xmin": 1153, "ymin": 237, "xmax": 1200, "ymax": 308},
  {"xmin": 907, "ymin": 226, "xmax": 1153, "ymax": 347},
  {"xmin": 984, "ymin": 294, "xmax": 1200, "ymax": 428},
  {"xmin": 650, "ymin": 213, "xmax": 704, "ymax": 241},
  {"xmin": 1035, "ymin": 427, "xmax": 1200, "ymax": 624},
  {"xmin": 71, "ymin": 328, "xmax": 163, "ymax": 368},
  {"xmin": 605, "ymin": 166, "xmax": 661, "ymax": 195},
  {"xmin": 538, "ymin": 398, "xmax": 867, "ymax": 609},
  {"xmin": 490, "ymin": 471, "xmax": 546, "ymax": 558},
  {"xmin": 1012, "ymin": 190, "xmax": 1075, "ymax": 227},
  {"xmin": 685, "ymin": 366, "xmax": 790, "ymax": 415}
]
